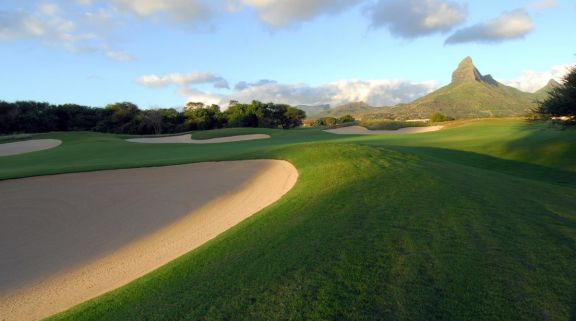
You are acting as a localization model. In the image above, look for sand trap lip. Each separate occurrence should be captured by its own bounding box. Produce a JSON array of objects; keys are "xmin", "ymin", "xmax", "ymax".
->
[
  {"xmin": 127, "ymin": 133, "xmax": 270, "ymax": 144},
  {"xmin": 324, "ymin": 125, "xmax": 444, "ymax": 135},
  {"xmin": 0, "ymin": 160, "xmax": 298, "ymax": 321},
  {"xmin": 0, "ymin": 139, "xmax": 61, "ymax": 157}
]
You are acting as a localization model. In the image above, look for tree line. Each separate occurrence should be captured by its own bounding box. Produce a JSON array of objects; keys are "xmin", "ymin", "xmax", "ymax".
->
[{"xmin": 0, "ymin": 100, "xmax": 306, "ymax": 135}]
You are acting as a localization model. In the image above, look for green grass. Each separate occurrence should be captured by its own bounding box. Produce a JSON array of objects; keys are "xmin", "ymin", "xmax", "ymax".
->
[{"xmin": 1, "ymin": 119, "xmax": 575, "ymax": 321}]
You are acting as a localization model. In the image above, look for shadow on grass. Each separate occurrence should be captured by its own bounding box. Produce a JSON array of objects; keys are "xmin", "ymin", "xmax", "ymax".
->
[
  {"xmin": 503, "ymin": 120, "xmax": 576, "ymax": 171},
  {"xmin": 385, "ymin": 145, "xmax": 576, "ymax": 189}
]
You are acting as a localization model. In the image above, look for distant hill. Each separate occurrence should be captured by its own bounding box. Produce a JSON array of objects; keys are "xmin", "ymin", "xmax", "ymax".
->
[
  {"xmin": 533, "ymin": 79, "xmax": 560, "ymax": 101},
  {"xmin": 295, "ymin": 104, "xmax": 330, "ymax": 118},
  {"xmin": 384, "ymin": 57, "xmax": 538, "ymax": 119},
  {"xmin": 313, "ymin": 102, "xmax": 378, "ymax": 119}
]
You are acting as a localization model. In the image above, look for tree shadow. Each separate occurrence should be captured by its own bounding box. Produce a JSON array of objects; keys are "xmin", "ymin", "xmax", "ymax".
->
[
  {"xmin": 384, "ymin": 145, "xmax": 576, "ymax": 189},
  {"xmin": 502, "ymin": 120, "xmax": 576, "ymax": 171}
]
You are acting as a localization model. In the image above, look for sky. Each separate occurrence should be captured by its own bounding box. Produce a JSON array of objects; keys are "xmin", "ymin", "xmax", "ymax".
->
[{"xmin": 0, "ymin": 0, "xmax": 575, "ymax": 109}]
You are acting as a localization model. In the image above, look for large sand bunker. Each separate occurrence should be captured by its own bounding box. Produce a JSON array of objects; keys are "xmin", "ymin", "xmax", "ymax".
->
[
  {"xmin": 0, "ymin": 139, "xmax": 61, "ymax": 157},
  {"xmin": 324, "ymin": 125, "xmax": 444, "ymax": 135},
  {"xmin": 0, "ymin": 160, "xmax": 297, "ymax": 321},
  {"xmin": 127, "ymin": 133, "xmax": 270, "ymax": 144}
]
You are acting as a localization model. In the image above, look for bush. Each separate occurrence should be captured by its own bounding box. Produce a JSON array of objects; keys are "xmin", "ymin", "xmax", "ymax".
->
[
  {"xmin": 338, "ymin": 114, "xmax": 356, "ymax": 123},
  {"xmin": 429, "ymin": 112, "xmax": 455, "ymax": 123},
  {"xmin": 359, "ymin": 120, "xmax": 427, "ymax": 130},
  {"xmin": 311, "ymin": 115, "xmax": 355, "ymax": 128}
]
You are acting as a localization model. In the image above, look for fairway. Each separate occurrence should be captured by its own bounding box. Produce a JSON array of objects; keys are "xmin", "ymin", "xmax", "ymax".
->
[{"xmin": 0, "ymin": 119, "xmax": 575, "ymax": 321}]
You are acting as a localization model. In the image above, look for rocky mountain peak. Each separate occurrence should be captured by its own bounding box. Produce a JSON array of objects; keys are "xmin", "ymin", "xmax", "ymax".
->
[
  {"xmin": 545, "ymin": 79, "xmax": 561, "ymax": 88},
  {"xmin": 451, "ymin": 56, "xmax": 485, "ymax": 84}
]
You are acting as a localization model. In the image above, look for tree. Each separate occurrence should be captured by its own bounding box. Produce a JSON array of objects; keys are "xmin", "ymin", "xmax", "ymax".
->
[
  {"xmin": 281, "ymin": 106, "xmax": 306, "ymax": 129},
  {"xmin": 430, "ymin": 112, "xmax": 455, "ymax": 123},
  {"xmin": 184, "ymin": 102, "xmax": 205, "ymax": 110},
  {"xmin": 143, "ymin": 109, "xmax": 164, "ymax": 135},
  {"xmin": 0, "ymin": 101, "xmax": 20, "ymax": 134},
  {"xmin": 535, "ymin": 66, "xmax": 576, "ymax": 123},
  {"xmin": 338, "ymin": 114, "xmax": 355, "ymax": 123},
  {"xmin": 97, "ymin": 102, "xmax": 140, "ymax": 133},
  {"xmin": 184, "ymin": 104, "xmax": 224, "ymax": 130}
]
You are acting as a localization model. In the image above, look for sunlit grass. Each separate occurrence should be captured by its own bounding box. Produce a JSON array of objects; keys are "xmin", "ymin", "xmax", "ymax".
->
[{"xmin": 1, "ymin": 118, "xmax": 575, "ymax": 321}]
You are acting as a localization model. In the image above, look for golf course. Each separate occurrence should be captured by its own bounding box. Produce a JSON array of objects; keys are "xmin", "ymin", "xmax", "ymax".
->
[{"xmin": 1, "ymin": 118, "xmax": 575, "ymax": 320}]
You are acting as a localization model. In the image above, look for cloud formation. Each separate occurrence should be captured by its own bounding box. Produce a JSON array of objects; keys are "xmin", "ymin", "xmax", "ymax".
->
[
  {"xmin": 109, "ymin": 0, "xmax": 211, "ymax": 24},
  {"xmin": 529, "ymin": 0, "xmax": 558, "ymax": 10},
  {"xmin": 445, "ymin": 9, "xmax": 534, "ymax": 44},
  {"xmin": 228, "ymin": 79, "xmax": 436, "ymax": 107},
  {"xmin": 503, "ymin": 64, "xmax": 571, "ymax": 93},
  {"xmin": 137, "ymin": 72, "xmax": 230, "ymax": 89},
  {"xmin": 0, "ymin": 3, "xmax": 133, "ymax": 62},
  {"xmin": 367, "ymin": 0, "xmax": 467, "ymax": 38},
  {"xmin": 137, "ymin": 72, "xmax": 437, "ymax": 108},
  {"xmin": 234, "ymin": 0, "xmax": 362, "ymax": 27}
]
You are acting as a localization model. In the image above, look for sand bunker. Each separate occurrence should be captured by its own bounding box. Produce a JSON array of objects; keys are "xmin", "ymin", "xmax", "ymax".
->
[
  {"xmin": 127, "ymin": 133, "xmax": 270, "ymax": 144},
  {"xmin": 0, "ymin": 139, "xmax": 61, "ymax": 157},
  {"xmin": 324, "ymin": 125, "xmax": 444, "ymax": 135},
  {"xmin": 0, "ymin": 160, "xmax": 297, "ymax": 321}
]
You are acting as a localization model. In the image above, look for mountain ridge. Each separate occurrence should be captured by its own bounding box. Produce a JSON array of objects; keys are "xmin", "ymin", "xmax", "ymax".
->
[{"xmin": 313, "ymin": 57, "xmax": 558, "ymax": 120}]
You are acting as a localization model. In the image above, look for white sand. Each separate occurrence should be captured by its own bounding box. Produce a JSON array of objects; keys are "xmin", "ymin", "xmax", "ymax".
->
[
  {"xmin": 324, "ymin": 125, "xmax": 444, "ymax": 135},
  {"xmin": 0, "ymin": 139, "xmax": 61, "ymax": 157},
  {"xmin": 0, "ymin": 160, "xmax": 298, "ymax": 321},
  {"xmin": 127, "ymin": 133, "xmax": 270, "ymax": 144}
]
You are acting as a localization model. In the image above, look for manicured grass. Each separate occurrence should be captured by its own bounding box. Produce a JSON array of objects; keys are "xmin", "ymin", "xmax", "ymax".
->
[{"xmin": 1, "ymin": 119, "xmax": 575, "ymax": 321}]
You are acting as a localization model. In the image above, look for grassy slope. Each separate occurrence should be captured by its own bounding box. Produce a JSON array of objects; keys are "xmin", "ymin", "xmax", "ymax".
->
[
  {"xmin": 1, "ymin": 120, "xmax": 575, "ymax": 321},
  {"xmin": 313, "ymin": 102, "xmax": 378, "ymax": 119},
  {"xmin": 382, "ymin": 82, "xmax": 536, "ymax": 119}
]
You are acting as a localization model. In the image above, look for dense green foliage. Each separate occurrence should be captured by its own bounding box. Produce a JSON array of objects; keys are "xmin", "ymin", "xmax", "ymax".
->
[
  {"xmin": 429, "ymin": 112, "xmax": 455, "ymax": 122},
  {"xmin": 0, "ymin": 100, "xmax": 305, "ymax": 135},
  {"xmin": 1, "ymin": 119, "xmax": 575, "ymax": 321},
  {"xmin": 311, "ymin": 114, "xmax": 356, "ymax": 127},
  {"xmin": 535, "ymin": 67, "xmax": 576, "ymax": 124},
  {"xmin": 225, "ymin": 100, "xmax": 305, "ymax": 129},
  {"xmin": 358, "ymin": 119, "xmax": 428, "ymax": 130}
]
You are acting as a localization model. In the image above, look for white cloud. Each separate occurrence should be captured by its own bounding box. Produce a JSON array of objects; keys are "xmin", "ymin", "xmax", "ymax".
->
[
  {"xmin": 0, "ymin": 3, "xmax": 132, "ymax": 62},
  {"xmin": 139, "ymin": 74, "xmax": 437, "ymax": 107},
  {"xmin": 178, "ymin": 87, "xmax": 224, "ymax": 106},
  {"xmin": 106, "ymin": 0, "xmax": 211, "ymax": 24},
  {"xmin": 327, "ymin": 79, "xmax": 437, "ymax": 106},
  {"xmin": 367, "ymin": 0, "xmax": 467, "ymax": 38},
  {"xmin": 233, "ymin": 0, "xmax": 362, "ymax": 27},
  {"xmin": 529, "ymin": 0, "xmax": 558, "ymax": 10},
  {"xmin": 229, "ymin": 81, "xmax": 334, "ymax": 105},
  {"xmin": 445, "ymin": 9, "xmax": 534, "ymax": 44},
  {"xmin": 105, "ymin": 49, "xmax": 135, "ymax": 62},
  {"xmin": 503, "ymin": 64, "xmax": 571, "ymax": 93},
  {"xmin": 136, "ymin": 72, "xmax": 229, "ymax": 89}
]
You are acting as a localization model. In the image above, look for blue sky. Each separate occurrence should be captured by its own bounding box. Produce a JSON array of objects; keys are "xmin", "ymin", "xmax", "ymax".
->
[{"xmin": 1, "ymin": 0, "xmax": 574, "ymax": 109}]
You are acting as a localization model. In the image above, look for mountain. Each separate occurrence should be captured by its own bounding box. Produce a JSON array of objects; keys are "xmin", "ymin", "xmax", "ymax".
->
[
  {"xmin": 313, "ymin": 102, "xmax": 378, "ymax": 119},
  {"xmin": 534, "ymin": 79, "xmax": 560, "ymax": 101},
  {"xmin": 295, "ymin": 104, "xmax": 331, "ymax": 118},
  {"xmin": 308, "ymin": 57, "xmax": 556, "ymax": 120},
  {"xmin": 383, "ymin": 57, "xmax": 537, "ymax": 119}
]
